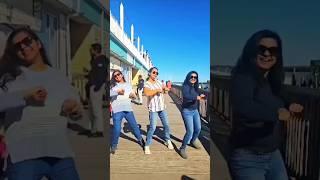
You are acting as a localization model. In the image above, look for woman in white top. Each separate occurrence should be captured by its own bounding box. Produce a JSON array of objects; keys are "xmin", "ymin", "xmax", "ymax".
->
[
  {"xmin": 110, "ymin": 70, "xmax": 145, "ymax": 154},
  {"xmin": 0, "ymin": 27, "xmax": 82, "ymax": 180},
  {"xmin": 143, "ymin": 67, "xmax": 173, "ymax": 155}
]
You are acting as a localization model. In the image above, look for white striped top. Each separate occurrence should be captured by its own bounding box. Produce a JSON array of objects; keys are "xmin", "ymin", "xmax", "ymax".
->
[{"xmin": 144, "ymin": 80, "xmax": 166, "ymax": 112}]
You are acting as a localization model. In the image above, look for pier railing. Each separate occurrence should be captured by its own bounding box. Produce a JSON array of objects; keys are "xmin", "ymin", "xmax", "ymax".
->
[
  {"xmin": 72, "ymin": 74, "xmax": 88, "ymax": 103},
  {"xmin": 212, "ymin": 74, "xmax": 320, "ymax": 180}
]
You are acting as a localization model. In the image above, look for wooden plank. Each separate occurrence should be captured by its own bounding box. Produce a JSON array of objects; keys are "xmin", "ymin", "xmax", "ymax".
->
[{"xmin": 110, "ymin": 94, "xmax": 210, "ymax": 180}]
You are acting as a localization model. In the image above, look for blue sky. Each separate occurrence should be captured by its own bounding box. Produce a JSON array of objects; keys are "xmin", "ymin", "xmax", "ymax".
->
[
  {"xmin": 213, "ymin": 0, "xmax": 320, "ymax": 66},
  {"xmin": 110, "ymin": 0, "xmax": 210, "ymax": 82}
]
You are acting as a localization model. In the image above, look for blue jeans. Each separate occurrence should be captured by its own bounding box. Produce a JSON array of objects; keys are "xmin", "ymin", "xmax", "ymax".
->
[
  {"xmin": 112, "ymin": 111, "xmax": 142, "ymax": 148},
  {"xmin": 7, "ymin": 157, "xmax": 79, "ymax": 180},
  {"xmin": 146, "ymin": 110, "xmax": 171, "ymax": 146},
  {"xmin": 181, "ymin": 108, "xmax": 201, "ymax": 149},
  {"xmin": 228, "ymin": 149, "xmax": 288, "ymax": 180}
]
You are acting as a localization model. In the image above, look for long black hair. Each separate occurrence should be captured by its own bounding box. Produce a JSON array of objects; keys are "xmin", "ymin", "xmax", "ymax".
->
[
  {"xmin": 183, "ymin": 71, "xmax": 199, "ymax": 93},
  {"xmin": 0, "ymin": 27, "xmax": 51, "ymax": 91},
  {"xmin": 231, "ymin": 29, "xmax": 284, "ymax": 95},
  {"xmin": 110, "ymin": 70, "xmax": 126, "ymax": 88}
]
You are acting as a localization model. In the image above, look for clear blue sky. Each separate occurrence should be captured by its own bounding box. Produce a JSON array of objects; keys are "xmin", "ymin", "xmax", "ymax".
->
[
  {"xmin": 213, "ymin": 0, "xmax": 320, "ymax": 66},
  {"xmin": 110, "ymin": 0, "xmax": 210, "ymax": 82}
]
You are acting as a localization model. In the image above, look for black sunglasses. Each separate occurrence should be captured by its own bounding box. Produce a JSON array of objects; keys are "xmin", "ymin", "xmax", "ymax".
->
[
  {"xmin": 257, "ymin": 45, "xmax": 279, "ymax": 57},
  {"xmin": 114, "ymin": 73, "xmax": 122, "ymax": 78},
  {"xmin": 152, "ymin": 71, "xmax": 159, "ymax": 75},
  {"xmin": 190, "ymin": 75, "xmax": 198, "ymax": 79},
  {"xmin": 14, "ymin": 36, "xmax": 34, "ymax": 53}
]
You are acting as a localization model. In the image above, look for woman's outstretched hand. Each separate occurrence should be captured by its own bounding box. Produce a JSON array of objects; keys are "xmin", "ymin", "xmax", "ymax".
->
[
  {"xmin": 61, "ymin": 99, "xmax": 82, "ymax": 120},
  {"xmin": 289, "ymin": 103, "xmax": 304, "ymax": 113},
  {"xmin": 278, "ymin": 108, "xmax": 291, "ymax": 121}
]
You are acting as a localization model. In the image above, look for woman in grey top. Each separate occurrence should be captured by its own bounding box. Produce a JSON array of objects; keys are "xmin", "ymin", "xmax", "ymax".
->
[
  {"xmin": 0, "ymin": 28, "xmax": 82, "ymax": 180},
  {"xmin": 110, "ymin": 70, "xmax": 145, "ymax": 154}
]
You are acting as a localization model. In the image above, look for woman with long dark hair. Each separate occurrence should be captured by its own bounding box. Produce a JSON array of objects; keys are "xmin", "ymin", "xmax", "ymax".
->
[
  {"xmin": 228, "ymin": 29, "xmax": 303, "ymax": 180},
  {"xmin": 0, "ymin": 27, "xmax": 82, "ymax": 180},
  {"xmin": 110, "ymin": 70, "xmax": 145, "ymax": 154},
  {"xmin": 178, "ymin": 71, "xmax": 205, "ymax": 159}
]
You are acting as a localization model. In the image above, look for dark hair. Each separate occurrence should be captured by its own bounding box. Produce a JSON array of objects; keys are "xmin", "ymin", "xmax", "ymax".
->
[
  {"xmin": 231, "ymin": 29, "xmax": 284, "ymax": 95},
  {"xmin": 183, "ymin": 71, "xmax": 199, "ymax": 93},
  {"xmin": 110, "ymin": 70, "xmax": 125, "ymax": 88},
  {"xmin": 147, "ymin": 67, "xmax": 158, "ymax": 81},
  {"xmin": 91, "ymin": 43, "xmax": 102, "ymax": 54},
  {"xmin": 0, "ymin": 27, "xmax": 51, "ymax": 91}
]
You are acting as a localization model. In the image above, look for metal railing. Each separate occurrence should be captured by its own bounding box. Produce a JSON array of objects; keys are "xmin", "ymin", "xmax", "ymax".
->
[
  {"xmin": 170, "ymin": 85, "xmax": 210, "ymax": 121},
  {"xmin": 212, "ymin": 74, "xmax": 320, "ymax": 180},
  {"xmin": 72, "ymin": 74, "xmax": 88, "ymax": 103}
]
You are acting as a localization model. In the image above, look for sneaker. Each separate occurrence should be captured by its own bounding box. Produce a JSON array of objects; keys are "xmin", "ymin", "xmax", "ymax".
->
[
  {"xmin": 110, "ymin": 146, "xmax": 117, "ymax": 154},
  {"xmin": 166, "ymin": 140, "xmax": 174, "ymax": 150},
  {"xmin": 191, "ymin": 140, "xmax": 202, "ymax": 149},
  {"xmin": 144, "ymin": 146, "xmax": 151, "ymax": 155},
  {"xmin": 179, "ymin": 148, "xmax": 188, "ymax": 159}
]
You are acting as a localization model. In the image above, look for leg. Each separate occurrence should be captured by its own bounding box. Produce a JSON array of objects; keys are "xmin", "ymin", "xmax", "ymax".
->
[
  {"xmin": 146, "ymin": 112, "xmax": 157, "ymax": 146},
  {"xmin": 181, "ymin": 109, "xmax": 194, "ymax": 149},
  {"xmin": 138, "ymin": 89, "xmax": 143, "ymax": 104},
  {"xmin": 158, "ymin": 110, "xmax": 171, "ymax": 141},
  {"xmin": 7, "ymin": 158, "xmax": 49, "ymax": 180},
  {"xmin": 228, "ymin": 149, "xmax": 268, "ymax": 180},
  {"xmin": 88, "ymin": 87, "xmax": 94, "ymax": 132},
  {"xmin": 190, "ymin": 109, "xmax": 201, "ymax": 143},
  {"xmin": 124, "ymin": 112, "xmax": 142, "ymax": 141},
  {"xmin": 265, "ymin": 150, "xmax": 288, "ymax": 180},
  {"xmin": 50, "ymin": 158, "xmax": 80, "ymax": 180},
  {"xmin": 90, "ymin": 85, "xmax": 105, "ymax": 133},
  {"xmin": 111, "ymin": 112, "xmax": 125, "ymax": 148}
]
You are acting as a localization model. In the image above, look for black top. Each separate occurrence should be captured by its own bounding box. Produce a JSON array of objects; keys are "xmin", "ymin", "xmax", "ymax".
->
[
  {"xmin": 138, "ymin": 79, "xmax": 144, "ymax": 90},
  {"xmin": 182, "ymin": 84, "xmax": 199, "ymax": 110},
  {"xmin": 230, "ymin": 73, "xmax": 285, "ymax": 153},
  {"xmin": 88, "ymin": 55, "xmax": 108, "ymax": 91}
]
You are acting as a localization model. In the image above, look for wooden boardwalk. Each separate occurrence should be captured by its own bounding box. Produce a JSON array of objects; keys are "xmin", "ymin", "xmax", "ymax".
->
[
  {"xmin": 67, "ymin": 109, "xmax": 109, "ymax": 180},
  {"xmin": 65, "ymin": 93, "xmax": 231, "ymax": 180},
  {"xmin": 110, "ymin": 94, "xmax": 210, "ymax": 180}
]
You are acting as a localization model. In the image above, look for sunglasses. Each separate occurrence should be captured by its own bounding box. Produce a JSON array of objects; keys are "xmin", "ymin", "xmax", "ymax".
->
[
  {"xmin": 114, "ymin": 73, "xmax": 122, "ymax": 78},
  {"xmin": 257, "ymin": 45, "xmax": 279, "ymax": 57},
  {"xmin": 190, "ymin": 76, "xmax": 198, "ymax": 80},
  {"xmin": 14, "ymin": 36, "xmax": 34, "ymax": 53},
  {"xmin": 152, "ymin": 71, "xmax": 159, "ymax": 75}
]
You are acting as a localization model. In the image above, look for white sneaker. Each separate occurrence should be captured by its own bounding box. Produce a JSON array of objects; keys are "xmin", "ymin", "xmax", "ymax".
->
[
  {"xmin": 144, "ymin": 146, "xmax": 151, "ymax": 155},
  {"xmin": 166, "ymin": 140, "xmax": 174, "ymax": 150}
]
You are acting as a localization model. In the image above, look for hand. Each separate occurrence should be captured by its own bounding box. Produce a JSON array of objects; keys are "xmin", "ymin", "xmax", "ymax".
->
[
  {"xmin": 197, "ymin": 96, "xmax": 202, "ymax": 101},
  {"xmin": 62, "ymin": 99, "xmax": 82, "ymax": 118},
  {"xmin": 157, "ymin": 89, "xmax": 163, "ymax": 93},
  {"xmin": 24, "ymin": 87, "xmax": 47, "ymax": 106},
  {"xmin": 278, "ymin": 108, "xmax": 291, "ymax": 121},
  {"xmin": 163, "ymin": 87, "xmax": 169, "ymax": 91},
  {"xmin": 129, "ymin": 93, "xmax": 136, "ymax": 99},
  {"xmin": 289, "ymin": 103, "xmax": 304, "ymax": 113},
  {"xmin": 117, "ymin": 89, "xmax": 125, "ymax": 95},
  {"xmin": 200, "ymin": 94, "xmax": 206, "ymax": 99}
]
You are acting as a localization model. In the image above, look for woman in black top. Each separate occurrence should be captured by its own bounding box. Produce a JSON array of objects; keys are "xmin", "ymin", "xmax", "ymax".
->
[
  {"xmin": 178, "ymin": 71, "xmax": 205, "ymax": 159},
  {"xmin": 228, "ymin": 30, "xmax": 303, "ymax": 180}
]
